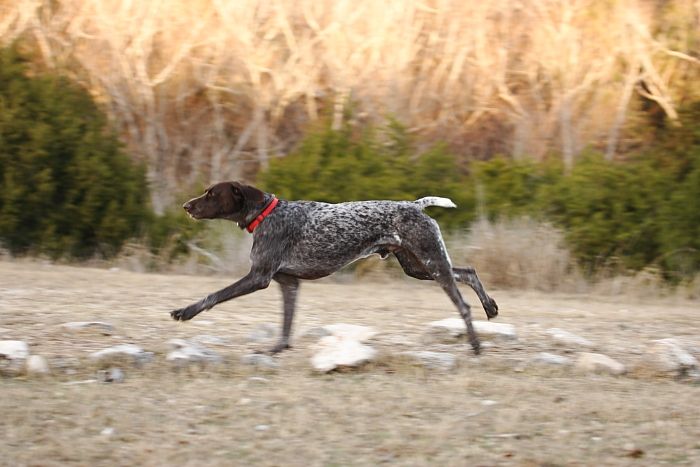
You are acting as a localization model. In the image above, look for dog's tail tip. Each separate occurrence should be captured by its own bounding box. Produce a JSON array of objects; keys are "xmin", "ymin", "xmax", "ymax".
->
[{"xmin": 414, "ymin": 196, "xmax": 457, "ymax": 209}]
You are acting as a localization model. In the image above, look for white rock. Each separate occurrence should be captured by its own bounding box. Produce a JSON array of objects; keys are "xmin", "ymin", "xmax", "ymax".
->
[
  {"xmin": 401, "ymin": 351, "xmax": 457, "ymax": 371},
  {"xmin": 240, "ymin": 353, "xmax": 279, "ymax": 369},
  {"xmin": 644, "ymin": 338, "xmax": 698, "ymax": 376},
  {"xmin": 427, "ymin": 318, "xmax": 467, "ymax": 338},
  {"xmin": 311, "ymin": 336, "xmax": 377, "ymax": 372},
  {"xmin": 322, "ymin": 324, "xmax": 377, "ymax": 342},
  {"xmin": 427, "ymin": 318, "xmax": 516, "ymax": 340},
  {"xmin": 0, "ymin": 340, "xmax": 29, "ymax": 360},
  {"xmin": 575, "ymin": 352, "xmax": 626, "ymax": 375},
  {"xmin": 248, "ymin": 376, "xmax": 269, "ymax": 383},
  {"xmin": 531, "ymin": 352, "xmax": 572, "ymax": 366},
  {"xmin": 100, "ymin": 427, "xmax": 115, "ymax": 436},
  {"xmin": 247, "ymin": 323, "xmax": 278, "ymax": 342},
  {"xmin": 99, "ymin": 367, "xmax": 124, "ymax": 383},
  {"xmin": 474, "ymin": 321, "xmax": 517, "ymax": 340},
  {"xmin": 166, "ymin": 339, "xmax": 222, "ymax": 365},
  {"xmin": 194, "ymin": 320, "xmax": 216, "ymax": 326},
  {"xmin": 546, "ymin": 328, "xmax": 593, "ymax": 348},
  {"xmin": 26, "ymin": 355, "xmax": 50, "ymax": 375},
  {"xmin": 89, "ymin": 344, "xmax": 153, "ymax": 365},
  {"xmin": 62, "ymin": 321, "xmax": 114, "ymax": 335},
  {"xmin": 190, "ymin": 334, "xmax": 230, "ymax": 346}
]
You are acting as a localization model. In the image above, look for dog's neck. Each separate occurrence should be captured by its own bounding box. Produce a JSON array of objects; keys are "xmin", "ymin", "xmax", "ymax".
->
[{"xmin": 236, "ymin": 192, "xmax": 276, "ymax": 231}]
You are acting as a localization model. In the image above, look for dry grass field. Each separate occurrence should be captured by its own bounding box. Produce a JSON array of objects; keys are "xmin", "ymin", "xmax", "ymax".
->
[{"xmin": 1, "ymin": 260, "xmax": 699, "ymax": 466}]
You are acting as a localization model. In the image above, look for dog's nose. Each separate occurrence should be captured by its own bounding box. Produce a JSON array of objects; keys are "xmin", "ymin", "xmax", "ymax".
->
[{"xmin": 183, "ymin": 201, "xmax": 192, "ymax": 212}]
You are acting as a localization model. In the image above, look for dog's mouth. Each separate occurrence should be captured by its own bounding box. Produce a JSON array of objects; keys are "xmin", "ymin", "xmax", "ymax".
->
[{"xmin": 183, "ymin": 206, "xmax": 201, "ymax": 220}]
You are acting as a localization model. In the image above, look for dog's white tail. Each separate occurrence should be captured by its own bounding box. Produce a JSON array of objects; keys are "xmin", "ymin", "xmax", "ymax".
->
[{"xmin": 414, "ymin": 196, "xmax": 457, "ymax": 209}]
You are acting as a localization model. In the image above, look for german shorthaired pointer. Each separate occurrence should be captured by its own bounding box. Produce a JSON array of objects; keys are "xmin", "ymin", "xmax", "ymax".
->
[{"xmin": 172, "ymin": 182, "xmax": 498, "ymax": 354}]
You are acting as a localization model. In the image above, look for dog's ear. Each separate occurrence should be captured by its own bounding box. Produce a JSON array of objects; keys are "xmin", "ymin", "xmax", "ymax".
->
[{"xmin": 231, "ymin": 182, "xmax": 265, "ymax": 206}]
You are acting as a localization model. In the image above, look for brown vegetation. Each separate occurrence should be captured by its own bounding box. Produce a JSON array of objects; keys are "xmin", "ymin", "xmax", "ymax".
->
[
  {"xmin": 2, "ymin": 0, "xmax": 698, "ymax": 209},
  {"xmin": 2, "ymin": 261, "xmax": 700, "ymax": 465}
]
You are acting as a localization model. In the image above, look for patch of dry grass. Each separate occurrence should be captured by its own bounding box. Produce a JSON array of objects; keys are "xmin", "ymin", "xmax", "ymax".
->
[
  {"xmin": 1, "ymin": 261, "xmax": 699, "ymax": 465},
  {"xmin": 448, "ymin": 218, "xmax": 585, "ymax": 293}
]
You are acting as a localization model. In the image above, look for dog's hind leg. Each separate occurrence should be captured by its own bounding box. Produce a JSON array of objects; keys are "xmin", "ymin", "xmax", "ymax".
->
[
  {"xmin": 270, "ymin": 273, "xmax": 300, "ymax": 354},
  {"xmin": 453, "ymin": 267, "xmax": 498, "ymax": 319},
  {"xmin": 395, "ymin": 250, "xmax": 498, "ymax": 320},
  {"xmin": 396, "ymin": 248, "xmax": 480, "ymax": 354}
]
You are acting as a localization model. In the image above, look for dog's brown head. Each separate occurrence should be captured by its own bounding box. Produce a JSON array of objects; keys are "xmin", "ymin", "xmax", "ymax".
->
[{"xmin": 183, "ymin": 181, "xmax": 266, "ymax": 227}]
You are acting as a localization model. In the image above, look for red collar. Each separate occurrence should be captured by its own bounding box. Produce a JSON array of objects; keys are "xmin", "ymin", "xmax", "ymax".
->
[{"xmin": 246, "ymin": 197, "xmax": 279, "ymax": 233}]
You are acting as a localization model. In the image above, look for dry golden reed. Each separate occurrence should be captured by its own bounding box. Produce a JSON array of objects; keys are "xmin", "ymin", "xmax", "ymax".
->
[{"xmin": 2, "ymin": 0, "xmax": 698, "ymax": 208}]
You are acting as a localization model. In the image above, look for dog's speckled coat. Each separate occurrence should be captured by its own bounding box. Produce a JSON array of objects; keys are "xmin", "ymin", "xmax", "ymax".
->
[{"xmin": 172, "ymin": 182, "xmax": 498, "ymax": 354}]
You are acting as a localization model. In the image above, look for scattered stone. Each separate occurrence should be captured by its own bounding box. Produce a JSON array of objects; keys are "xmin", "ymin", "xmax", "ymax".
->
[
  {"xmin": 688, "ymin": 369, "xmax": 700, "ymax": 384},
  {"xmin": 254, "ymin": 424, "xmax": 270, "ymax": 432},
  {"xmin": 194, "ymin": 320, "xmax": 216, "ymax": 326},
  {"xmin": 481, "ymin": 400, "xmax": 498, "ymax": 406},
  {"xmin": 99, "ymin": 367, "xmax": 124, "ymax": 383},
  {"xmin": 474, "ymin": 321, "xmax": 517, "ymax": 340},
  {"xmin": 89, "ymin": 344, "xmax": 153, "ymax": 366},
  {"xmin": 237, "ymin": 397, "xmax": 252, "ymax": 405},
  {"xmin": 643, "ymin": 338, "xmax": 698, "ymax": 377},
  {"xmin": 546, "ymin": 328, "xmax": 593, "ymax": 348},
  {"xmin": 0, "ymin": 340, "xmax": 29, "ymax": 360},
  {"xmin": 26, "ymin": 355, "xmax": 50, "ymax": 376},
  {"xmin": 426, "ymin": 318, "xmax": 468, "ymax": 339},
  {"xmin": 62, "ymin": 321, "xmax": 114, "ymax": 336},
  {"xmin": 0, "ymin": 340, "xmax": 29, "ymax": 376},
  {"xmin": 63, "ymin": 379, "xmax": 98, "ymax": 385},
  {"xmin": 240, "ymin": 353, "xmax": 279, "ymax": 369},
  {"xmin": 674, "ymin": 337, "xmax": 700, "ymax": 357},
  {"xmin": 100, "ymin": 427, "xmax": 115, "ymax": 436},
  {"xmin": 322, "ymin": 324, "xmax": 378, "ymax": 342},
  {"xmin": 311, "ymin": 336, "xmax": 377, "ymax": 372},
  {"xmin": 575, "ymin": 352, "xmax": 626, "ymax": 375},
  {"xmin": 51, "ymin": 356, "xmax": 81, "ymax": 376},
  {"xmin": 247, "ymin": 323, "xmax": 278, "ymax": 343},
  {"xmin": 190, "ymin": 334, "xmax": 230, "ymax": 346},
  {"xmin": 248, "ymin": 376, "xmax": 269, "ymax": 383},
  {"xmin": 166, "ymin": 339, "xmax": 222, "ymax": 366},
  {"xmin": 401, "ymin": 351, "xmax": 457, "ymax": 371},
  {"xmin": 426, "ymin": 318, "xmax": 516, "ymax": 342},
  {"xmin": 531, "ymin": 352, "xmax": 572, "ymax": 366}
]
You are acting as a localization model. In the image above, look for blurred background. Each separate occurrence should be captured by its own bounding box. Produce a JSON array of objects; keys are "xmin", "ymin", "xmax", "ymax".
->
[{"xmin": 0, "ymin": 0, "xmax": 699, "ymax": 293}]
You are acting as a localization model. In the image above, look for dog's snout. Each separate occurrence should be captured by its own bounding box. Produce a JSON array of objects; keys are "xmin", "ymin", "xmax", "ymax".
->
[{"xmin": 182, "ymin": 201, "xmax": 192, "ymax": 212}]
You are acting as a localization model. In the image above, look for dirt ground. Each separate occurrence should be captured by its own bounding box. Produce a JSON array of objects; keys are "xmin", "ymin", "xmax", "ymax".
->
[{"xmin": 1, "ymin": 260, "xmax": 699, "ymax": 466}]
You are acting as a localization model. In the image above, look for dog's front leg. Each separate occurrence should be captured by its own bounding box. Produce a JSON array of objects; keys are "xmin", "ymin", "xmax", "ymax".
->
[
  {"xmin": 171, "ymin": 271, "xmax": 272, "ymax": 321},
  {"xmin": 269, "ymin": 273, "xmax": 300, "ymax": 354}
]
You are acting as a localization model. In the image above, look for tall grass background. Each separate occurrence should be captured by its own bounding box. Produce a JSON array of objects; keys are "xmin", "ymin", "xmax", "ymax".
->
[
  {"xmin": 2, "ymin": 0, "xmax": 698, "ymax": 296},
  {"xmin": 2, "ymin": 0, "xmax": 698, "ymax": 210}
]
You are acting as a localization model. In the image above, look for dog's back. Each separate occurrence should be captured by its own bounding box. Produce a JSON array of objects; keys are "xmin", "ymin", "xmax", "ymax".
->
[{"xmin": 259, "ymin": 199, "xmax": 451, "ymax": 279}]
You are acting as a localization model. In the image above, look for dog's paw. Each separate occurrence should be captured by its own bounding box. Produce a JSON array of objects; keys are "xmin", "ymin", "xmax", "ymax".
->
[
  {"xmin": 170, "ymin": 304, "xmax": 200, "ymax": 321},
  {"xmin": 484, "ymin": 297, "xmax": 499, "ymax": 320},
  {"xmin": 268, "ymin": 341, "xmax": 291, "ymax": 355},
  {"xmin": 470, "ymin": 336, "xmax": 481, "ymax": 355}
]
